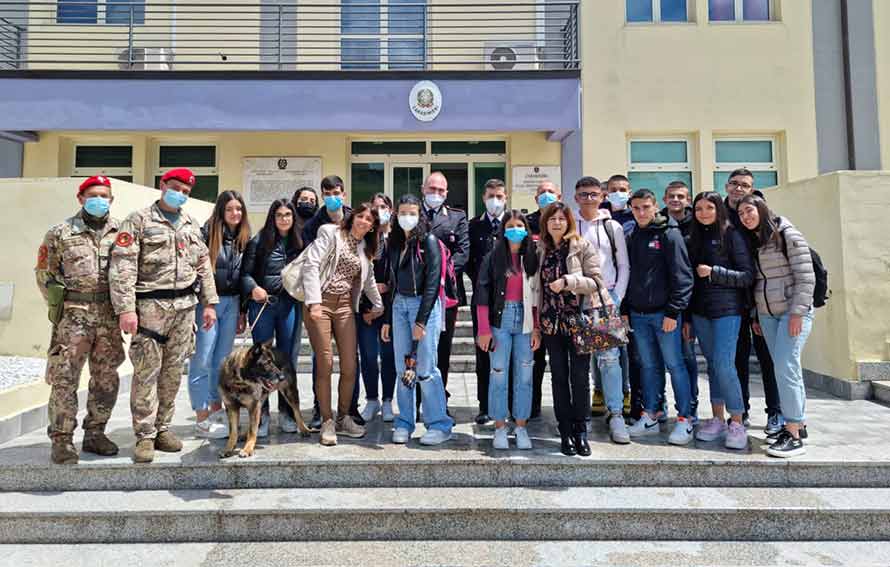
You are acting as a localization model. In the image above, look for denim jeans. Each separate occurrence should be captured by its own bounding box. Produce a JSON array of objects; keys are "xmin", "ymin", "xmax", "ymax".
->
[
  {"xmin": 758, "ymin": 309, "xmax": 814, "ymax": 424},
  {"xmin": 357, "ymin": 313, "xmax": 396, "ymax": 401},
  {"xmin": 488, "ymin": 302, "xmax": 533, "ymax": 422},
  {"xmin": 591, "ymin": 289, "xmax": 629, "ymax": 415},
  {"xmin": 187, "ymin": 295, "xmax": 240, "ymax": 411},
  {"xmin": 692, "ymin": 314, "xmax": 744, "ymax": 415},
  {"xmin": 249, "ymin": 295, "xmax": 295, "ymax": 418},
  {"xmin": 630, "ymin": 311, "xmax": 693, "ymax": 418},
  {"xmin": 393, "ymin": 295, "xmax": 454, "ymax": 435}
]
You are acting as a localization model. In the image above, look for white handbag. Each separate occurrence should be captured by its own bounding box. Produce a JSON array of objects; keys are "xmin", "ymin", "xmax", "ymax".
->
[{"xmin": 281, "ymin": 236, "xmax": 336, "ymax": 302}]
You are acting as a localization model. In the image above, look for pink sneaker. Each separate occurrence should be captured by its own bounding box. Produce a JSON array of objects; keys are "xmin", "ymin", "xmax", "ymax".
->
[
  {"xmin": 695, "ymin": 417, "xmax": 727, "ymax": 442},
  {"xmin": 724, "ymin": 421, "xmax": 749, "ymax": 450}
]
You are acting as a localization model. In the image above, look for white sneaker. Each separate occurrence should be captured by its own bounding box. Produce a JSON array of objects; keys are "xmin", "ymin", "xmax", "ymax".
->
[
  {"xmin": 257, "ymin": 413, "xmax": 270, "ymax": 438},
  {"xmin": 668, "ymin": 418, "xmax": 694, "ymax": 446},
  {"xmin": 392, "ymin": 427, "xmax": 410, "ymax": 444},
  {"xmin": 609, "ymin": 415, "xmax": 631, "ymax": 445},
  {"xmin": 628, "ymin": 414, "xmax": 661, "ymax": 438},
  {"xmin": 209, "ymin": 409, "xmax": 228, "ymax": 425},
  {"xmin": 361, "ymin": 399, "xmax": 381, "ymax": 422},
  {"xmin": 381, "ymin": 400, "xmax": 395, "ymax": 423},
  {"xmin": 514, "ymin": 426, "xmax": 533, "ymax": 450},
  {"xmin": 492, "ymin": 426, "xmax": 509, "ymax": 450},
  {"xmin": 279, "ymin": 412, "xmax": 299, "ymax": 433},
  {"xmin": 195, "ymin": 418, "xmax": 228, "ymax": 439},
  {"xmin": 419, "ymin": 429, "xmax": 452, "ymax": 446}
]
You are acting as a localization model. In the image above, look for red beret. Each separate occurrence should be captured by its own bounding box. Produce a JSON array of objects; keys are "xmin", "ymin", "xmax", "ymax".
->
[
  {"xmin": 78, "ymin": 175, "xmax": 112, "ymax": 195},
  {"xmin": 161, "ymin": 168, "xmax": 196, "ymax": 186}
]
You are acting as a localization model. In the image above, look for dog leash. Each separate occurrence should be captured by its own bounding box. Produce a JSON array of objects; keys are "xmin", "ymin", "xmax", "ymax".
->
[{"xmin": 243, "ymin": 300, "xmax": 270, "ymax": 337}]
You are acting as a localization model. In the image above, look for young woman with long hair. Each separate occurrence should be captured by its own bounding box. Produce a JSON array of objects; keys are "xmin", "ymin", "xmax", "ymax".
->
[
  {"xmin": 475, "ymin": 209, "xmax": 540, "ymax": 450},
  {"xmin": 188, "ymin": 190, "xmax": 251, "ymax": 438}
]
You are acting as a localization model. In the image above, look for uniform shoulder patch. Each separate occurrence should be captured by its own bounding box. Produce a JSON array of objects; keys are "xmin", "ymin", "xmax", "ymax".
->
[
  {"xmin": 36, "ymin": 245, "xmax": 48, "ymax": 269},
  {"xmin": 115, "ymin": 232, "xmax": 134, "ymax": 247}
]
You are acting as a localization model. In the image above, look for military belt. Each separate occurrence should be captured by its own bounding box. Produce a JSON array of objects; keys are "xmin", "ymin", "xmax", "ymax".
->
[
  {"xmin": 137, "ymin": 326, "xmax": 169, "ymax": 345},
  {"xmin": 65, "ymin": 290, "xmax": 110, "ymax": 303},
  {"xmin": 135, "ymin": 284, "xmax": 197, "ymax": 300}
]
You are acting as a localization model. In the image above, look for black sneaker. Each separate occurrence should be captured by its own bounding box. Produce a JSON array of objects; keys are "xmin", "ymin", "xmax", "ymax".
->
[
  {"xmin": 309, "ymin": 408, "xmax": 322, "ymax": 430},
  {"xmin": 475, "ymin": 412, "xmax": 491, "ymax": 425},
  {"xmin": 349, "ymin": 409, "xmax": 366, "ymax": 427},
  {"xmin": 766, "ymin": 430, "xmax": 806, "ymax": 458},
  {"xmin": 767, "ymin": 424, "xmax": 807, "ymax": 441}
]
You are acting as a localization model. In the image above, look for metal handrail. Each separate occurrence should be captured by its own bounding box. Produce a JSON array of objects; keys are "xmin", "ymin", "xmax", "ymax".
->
[{"xmin": 0, "ymin": 0, "xmax": 580, "ymax": 72}]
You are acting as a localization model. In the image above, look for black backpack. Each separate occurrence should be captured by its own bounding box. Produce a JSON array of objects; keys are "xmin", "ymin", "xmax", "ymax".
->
[{"xmin": 780, "ymin": 229, "xmax": 830, "ymax": 308}]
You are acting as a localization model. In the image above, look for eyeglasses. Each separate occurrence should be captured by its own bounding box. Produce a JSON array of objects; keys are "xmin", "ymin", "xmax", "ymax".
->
[
  {"xmin": 576, "ymin": 192, "xmax": 601, "ymax": 201},
  {"xmin": 275, "ymin": 212, "xmax": 293, "ymax": 219},
  {"xmin": 727, "ymin": 180, "xmax": 753, "ymax": 190}
]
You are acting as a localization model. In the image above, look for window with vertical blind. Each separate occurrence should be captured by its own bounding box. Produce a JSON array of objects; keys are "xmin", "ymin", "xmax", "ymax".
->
[
  {"xmin": 106, "ymin": 0, "xmax": 145, "ymax": 25},
  {"xmin": 57, "ymin": 0, "xmax": 98, "ymax": 24},
  {"xmin": 712, "ymin": 139, "xmax": 778, "ymax": 193},
  {"xmin": 155, "ymin": 145, "xmax": 219, "ymax": 203},
  {"xmin": 627, "ymin": 0, "xmax": 689, "ymax": 23},
  {"xmin": 627, "ymin": 139, "xmax": 693, "ymax": 202},
  {"xmin": 73, "ymin": 145, "xmax": 134, "ymax": 181},
  {"xmin": 341, "ymin": 0, "xmax": 426, "ymax": 70}
]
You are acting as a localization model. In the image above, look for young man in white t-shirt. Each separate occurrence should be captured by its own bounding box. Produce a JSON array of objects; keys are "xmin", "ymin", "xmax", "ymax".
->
[{"xmin": 574, "ymin": 176, "xmax": 631, "ymax": 444}]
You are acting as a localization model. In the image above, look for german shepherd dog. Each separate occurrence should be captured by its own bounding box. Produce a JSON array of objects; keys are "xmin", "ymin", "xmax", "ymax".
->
[{"xmin": 218, "ymin": 340, "xmax": 313, "ymax": 458}]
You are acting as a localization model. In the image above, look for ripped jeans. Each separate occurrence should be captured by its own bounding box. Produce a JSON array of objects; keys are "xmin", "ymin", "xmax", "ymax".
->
[{"xmin": 488, "ymin": 302, "xmax": 533, "ymax": 422}]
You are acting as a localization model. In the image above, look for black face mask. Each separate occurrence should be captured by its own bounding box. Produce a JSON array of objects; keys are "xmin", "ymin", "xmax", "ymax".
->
[{"xmin": 296, "ymin": 202, "xmax": 317, "ymax": 219}]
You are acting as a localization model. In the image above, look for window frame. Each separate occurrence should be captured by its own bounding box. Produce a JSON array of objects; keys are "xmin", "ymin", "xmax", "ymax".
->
[
  {"xmin": 626, "ymin": 0, "xmax": 693, "ymax": 24},
  {"xmin": 104, "ymin": 0, "xmax": 146, "ymax": 26},
  {"xmin": 708, "ymin": 0, "xmax": 774, "ymax": 23},
  {"xmin": 628, "ymin": 137, "xmax": 693, "ymax": 173},
  {"xmin": 340, "ymin": 0, "xmax": 427, "ymax": 70},
  {"xmin": 712, "ymin": 136, "xmax": 779, "ymax": 189},
  {"xmin": 56, "ymin": 0, "xmax": 99, "ymax": 25},
  {"xmin": 153, "ymin": 143, "xmax": 219, "ymax": 199},
  {"xmin": 72, "ymin": 143, "xmax": 134, "ymax": 178}
]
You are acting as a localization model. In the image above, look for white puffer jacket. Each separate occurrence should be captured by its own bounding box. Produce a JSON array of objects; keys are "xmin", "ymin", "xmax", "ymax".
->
[{"xmin": 752, "ymin": 217, "xmax": 815, "ymax": 317}]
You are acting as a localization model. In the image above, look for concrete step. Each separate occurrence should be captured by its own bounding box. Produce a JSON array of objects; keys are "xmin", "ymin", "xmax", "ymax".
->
[
  {"xmin": 2, "ymin": 486, "xmax": 889, "ymax": 543},
  {"xmin": 7, "ymin": 541, "xmax": 890, "ymax": 566},
  {"xmin": 873, "ymin": 381, "xmax": 890, "ymax": 405}
]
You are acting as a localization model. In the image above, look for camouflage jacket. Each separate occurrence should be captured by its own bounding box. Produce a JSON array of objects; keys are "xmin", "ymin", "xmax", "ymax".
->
[
  {"xmin": 35, "ymin": 210, "xmax": 120, "ymax": 308},
  {"xmin": 109, "ymin": 201, "xmax": 219, "ymax": 314}
]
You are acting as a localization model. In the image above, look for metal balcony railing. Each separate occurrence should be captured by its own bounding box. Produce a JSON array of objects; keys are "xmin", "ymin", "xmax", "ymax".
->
[{"xmin": 0, "ymin": 1, "xmax": 580, "ymax": 72}]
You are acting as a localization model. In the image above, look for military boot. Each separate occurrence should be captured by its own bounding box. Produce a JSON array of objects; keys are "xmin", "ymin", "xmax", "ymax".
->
[
  {"xmin": 133, "ymin": 438, "xmax": 155, "ymax": 463},
  {"xmin": 82, "ymin": 430, "xmax": 119, "ymax": 456},
  {"xmin": 154, "ymin": 430, "xmax": 183, "ymax": 453},
  {"xmin": 50, "ymin": 437, "xmax": 78, "ymax": 465}
]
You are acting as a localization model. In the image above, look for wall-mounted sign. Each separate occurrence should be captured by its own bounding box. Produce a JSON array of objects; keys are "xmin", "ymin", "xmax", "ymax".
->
[
  {"xmin": 242, "ymin": 157, "xmax": 322, "ymax": 212},
  {"xmin": 409, "ymin": 80, "xmax": 442, "ymax": 122},
  {"xmin": 512, "ymin": 165, "xmax": 561, "ymax": 201}
]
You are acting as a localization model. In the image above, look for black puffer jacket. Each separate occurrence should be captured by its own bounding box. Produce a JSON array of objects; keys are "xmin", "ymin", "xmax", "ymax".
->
[
  {"xmin": 687, "ymin": 224, "xmax": 755, "ymax": 319},
  {"xmin": 360, "ymin": 233, "xmax": 392, "ymax": 314},
  {"xmin": 201, "ymin": 224, "xmax": 243, "ymax": 297},
  {"xmin": 240, "ymin": 233, "xmax": 300, "ymax": 297},
  {"xmin": 385, "ymin": 233, "xmax": 442, "ymax": 327}
]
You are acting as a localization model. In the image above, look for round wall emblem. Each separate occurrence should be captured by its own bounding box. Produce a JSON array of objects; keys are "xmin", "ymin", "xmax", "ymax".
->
[
  {"xmin": 277, "ymin": 158, "xmax": 288, "ymax": 170},
  {"xmin": 409, "ymin": 81, "xmax": 442, "ymax": 122}
]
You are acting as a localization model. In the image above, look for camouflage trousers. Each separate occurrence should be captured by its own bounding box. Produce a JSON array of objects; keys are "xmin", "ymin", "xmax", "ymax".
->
[
  {"xmin": 130, "ymin": 300, "xmax": 196, "ymax": 440},
  {"xmin": 46, "ymin": 303, "xmax": 124, "ymax": 440}
]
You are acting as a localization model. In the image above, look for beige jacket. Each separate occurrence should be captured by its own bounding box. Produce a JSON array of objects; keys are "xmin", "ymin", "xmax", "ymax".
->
[
  {"xmin": 302, "ymin": 224, "xmax": 383, "ymax": 313},
  {"xmin": 536, "ymin": 236, "xmax": 613, "ymax": 310}
]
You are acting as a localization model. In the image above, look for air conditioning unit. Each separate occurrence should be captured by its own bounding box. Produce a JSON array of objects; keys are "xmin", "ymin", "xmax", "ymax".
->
[
  {"xmin": 483, "ymin": 41, "xmax": 539, "ymax": 71},
  {"xmin": 117, "ymin": 47, "xmax": 173, "ymax": 71}
]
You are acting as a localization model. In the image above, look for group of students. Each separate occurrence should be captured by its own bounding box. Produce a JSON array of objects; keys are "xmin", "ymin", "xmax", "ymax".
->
[{"xmin": 187, "ymin": 167, "xmax": 816, "ymax": 459}]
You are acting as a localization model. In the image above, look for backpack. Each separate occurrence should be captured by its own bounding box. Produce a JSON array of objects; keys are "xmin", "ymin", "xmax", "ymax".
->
[
  {"xmin": 416, "ymin": 237, "xmax": 460, "ymax": 328},
  {"xmin": 601, "ymin": 219, "xmax": 619, "ymax": 271},
  {"xmin": 780, "ymin": 229, "xmax": 830, "ymax": 308}
]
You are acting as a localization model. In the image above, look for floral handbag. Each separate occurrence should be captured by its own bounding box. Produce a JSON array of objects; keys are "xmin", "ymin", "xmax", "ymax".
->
[{"xmin": 565, "ymin": 279, "xmax": 629, "ymax": 355}]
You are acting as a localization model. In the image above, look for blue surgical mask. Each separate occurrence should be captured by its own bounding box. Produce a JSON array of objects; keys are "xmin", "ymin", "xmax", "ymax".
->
[
  {"xmin": 83, "ymin": 196, "xmax": 110, "ymax": 218},
  {"xmin": 607, "ymin": 191, "xmax": 629, "ymax": 209},
  {"xmin": 162, "ymin": 188, "xmax": 188, "ymax": 209},
  {"xmin": 504, "ymin": 227, "xmax": 528, "ymax": 243},
  {"xmin": 537, "ymin": 192, "xmax": 558, "ymax": 209},
  {"xmin": 324, "ymin": 195, "xmax": 343, "ymax": 212}
]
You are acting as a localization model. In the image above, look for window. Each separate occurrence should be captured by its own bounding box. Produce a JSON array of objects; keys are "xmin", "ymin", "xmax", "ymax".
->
[
  {"xmin": 351, "ymin": 141, "xmax": 426, "ymax": 155},
  {"xmin": 628, "ymin": 139, "xmax": 693, "ymax": 202},
  {"xmin": 431, "ymin": 141, "xmax": 507, "ymax": 155},
  {"xmin": 341, "ymin": 0, "xmax": 426, "ymax": 70},
  {"xmin": 73, "ymin": 145, "xmax": 133, "ymax": 179},
  {"xmin": 106, "ymin": 0, "xmax": 145, "ymax": 25},
  {"xmin": 155, "ymin": 145, "xmax": 219, "ymax": 203},
  {"xmin": 351, "ymin": 162, "xmax": 385, "ymax": 205},
  {"xmin": 57, "ymin": 0, "xmax": 98, "ymax": 24},
  {"xmin": 712, "ymin": 139, "xmax": 778, "ymax": 193},
  {"xmin": 709, "ymin": 0, "xmax": 771, "ymax": 22},
  {"xmin": 627, "ymin": 0, "xmax": 689, "ymax": 23}
]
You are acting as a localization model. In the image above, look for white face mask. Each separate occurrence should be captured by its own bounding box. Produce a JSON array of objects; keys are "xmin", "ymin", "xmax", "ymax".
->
[
  {"xmin": 378, "ymin": 208, "xmax": 391, "ymax": 225},
  {"xmin": 485, "ymin": 197, "xmax": 505, "ymax": 217},
  {"xmin": 424, "ymin": 193, "xmax": 445, "ymax": 210},
  {"xmin": 398, "ymin": 214, "xmax": 419, "ymax": 231},
  {"xmin": 608, "ymin": 191, "xmax": 629, "ymax": 209}
]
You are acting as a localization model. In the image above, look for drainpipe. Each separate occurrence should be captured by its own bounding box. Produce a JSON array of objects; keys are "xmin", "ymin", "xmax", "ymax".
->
[{"xmin": 840, "ymin": 0, "xmax": 856, "ymax": 169}]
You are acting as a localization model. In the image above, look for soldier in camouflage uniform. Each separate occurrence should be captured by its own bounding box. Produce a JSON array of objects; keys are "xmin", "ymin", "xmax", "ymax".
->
[
  {"xmin": 36, "ymin": 175, "xmax": 125, "ymax": 465},
  {"xmin": 109, "ymin": 168, "xmax": 219, "ymax": 463}
]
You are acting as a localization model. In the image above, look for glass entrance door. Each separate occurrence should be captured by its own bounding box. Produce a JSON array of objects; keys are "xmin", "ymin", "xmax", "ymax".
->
[
  {"xmin": 392, "ymin": 164, "xmax": 428, "ymax": 204},
  {"xmin": 429, "ymin": 162, "xmax": 469, "ymax": 213}
]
